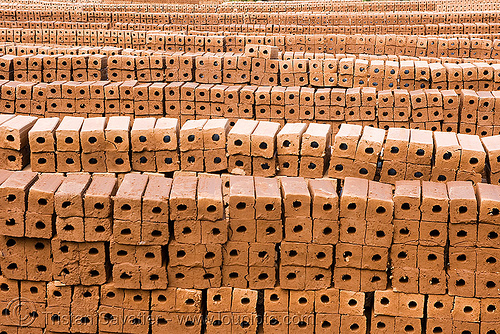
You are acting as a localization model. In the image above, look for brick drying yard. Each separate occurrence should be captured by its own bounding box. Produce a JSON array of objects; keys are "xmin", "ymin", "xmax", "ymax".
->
[{"xmin": 1, "ymin": 0, "xmax": 500, "ymax": 333}]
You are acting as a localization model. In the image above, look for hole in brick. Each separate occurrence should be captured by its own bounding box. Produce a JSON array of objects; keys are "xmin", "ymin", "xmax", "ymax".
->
[
  {"xmin": 177, "ymin": 204, "xmax": 187, "ymax": 211},
  {"xmin": 120, "ymin": 228, "xmax": 131, "ymax": 235},
  {"xmin": 63, "ymin": 225, "xmax": 74, "ymax": 231},
  {"xmin": 66, "ymin": 158, "xmax": 74, "ymax": 164},
  {"xmin": 94, "ymin": 203, "xmax": 104, "ymax": 210},
  {"xmin": 283, "ymin": 140, "xmax": 291, "ymax": 147},
  {"xmin": 7, "ymin": 263, "xmax": 17, "ymax": 270},
  {"xmin": 117, "ymin": 250, "xmax": 127, "ymax": 256},
  {"xmin": 430, "ymin": 278, "xmax": 440, "ymax": 285},
  {"xmin": 293, "ymin": 225, "xmax": 303, "ymax": 233},
  {"xmin": 229, "ymin": 249, "xmax": 239, "ymax": 257},
  {"xmin": 348, "ymin": 299, "xmax": 357, "ymax": 306},
  {"xmin": 347, "ymin": 227, "xmax": 356, "ymax": 234},
  {"xmin": 469, "ymin": 157, "xmax": 478, "ymax": 164},
  {"xmin": 464, "ymin": 306, "xmax": 474, "ymax": 313},
  {"xmin": 121, "ymin": 204, "xmax": 131, "ymax": 211},
  {"xmin": 487, "ymin": 281, "xmax": 497, "ymax": 288},
  {"xmin": 89, "ymin": 270, "xmax": 99, "ymax": 277},
  {"xmin": 335, "ymin": 164, "xmax": 344, "ymax": 171},
  {"xmin": 6, "ymin": 135, "xmax": 14, "ymax": 142},
  {"xmin": 398, "ymin": 251, "xmax": 407, "ymax": 259},
  {"xmin": 388, "ymin": 169, "xmax": 397, "ymax": 176},
  {"xmin": 339, "ymin": 143, "xmax": 348, "ymax": 150},
  {"xmin": 404, "ymin": 325, "xmax": 414, "ymax": 332},
  {"xmin": 376, "ymin": 206, "xmax": 386, "ymax": 214},
  {"xmin": 456, "ymin": 279, "xmax": 466, "ymax": 286},
  {"xmin": 416, "ymin": 149, "xmax": 425, "ymax": 156},
  {"xmin": 234, "ymin": 139, "xmax": 243, "ymax": 146},
  {"xmin": 236, "ymin": 202, "xmax": 246, "ymax": 210},
  {"xmin": 457, "ymin": 254, "xmax": 467, "ymax": 262},
  {"xmin": 343, "ymin": 251, "xmax": 352, "ymax": 259},
  {"xmin": 434, "ymin": 301, "xmax": 444, "ymax": 308},
  {"xmin": 414, "ymin": 172, "xmax": 423, "ymax": 178},
  {"xmin": 176, "ymin": 273, "xmax": 185, "ymax": 279},
  {"xmin": 428, "ymin": 254, "xmax": 437, "ymax": 261},
  {"xmin": 350, "ymin": 323, "xmax": 360, "ymax": 330},
  {"xmin": 430, "ymin": 229, "xmax": 440, "ymax": 237},
  {"xmin": 432, "ymin": 205, "xmax": 442, "ymax": 213},
  {"xmin": 372, "ymin": 254, "xmax": 382, "ymax": 261},
  {"xmin": 287, "ymin": 273, "xmax": 296, "ymax": 280},
  {"xmin": 229, "ymin": 272, "xmax": 238, "ymax": 278},
  {"xmin": 487, "ymin": 305, "xmax": 496, "ymax": 312}
]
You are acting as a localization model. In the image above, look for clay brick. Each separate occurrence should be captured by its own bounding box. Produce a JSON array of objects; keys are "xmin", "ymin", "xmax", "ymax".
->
[
  {"xmin": 252, "ymin": 177, "xmax": 281, "ymax": 221},
  {"xmin": 256, "ymin": 219, "xmax": 282, "ymax": 243},
  {"xmin": 383, "ymin": 127, "xmax": 410, "ymax": 162},
  {"xmin": 0, "ymin": 115, "xmax": 37, "ymax": 150},
  {"xmin": 28, "ymin": 117, "xmax": 60, "ymax": 153},
  {"xmin": 180, "ymin": 119, "xmax": 207, "ymax": 152},
  {"xmin": 277, "ymin": 123, "xmax": 308, "ymax": 156},
  {"xmin": 367, "ymin": 180, "xmax": 393, "ymax": 224},
  {"xmin": 340, "ymin": 177, "xmax": 368, "ymax": 219},
  {"xmin": 113, "ymin": 173, "xmax": 148, "ymax": 221},
  {"xmin": 419, "ymin": 221, "xmax": 448, "ymax": 246},
  {"xmin": 53, "ymin": 173, "xmax": 91, "ymax": 218},
  {"xmin": 202, "ymin": 118, "xmax": 229, "ymax": 151},
  {"xmin": 227, "ymin": 119, "xmax": 259, "ymax": 156},
  {"xmin": 301, "ymin": 123, "xmax": 331, "ymax": 157},
  {"xmin": 197, "ymin": 175, "xmax": 223, "ymax": 221},
  {"xmin": 55, "ymin": 116, "xmax": 84, "ymax": 152},
  {"xmin": 131, "ymin": 117, "xmax": 156, "ymax": 152},
  {"xmin": 476, "ymin": 183, "xmax": 500, "ymax": 224},
  {"xmin": 449, "ymin": 223, "xmax": 477, "ymax": 247},
  {"xmin": 332, "ymin": 124, "xmax": 362, "ymax": 158},
  {"xmin": 481, "ymin": 135, "xmax": 500, "ymax": 173},
  {"xmin": 154, "ymin": 117, "xmax": 179, "ymax": 151},
  {"xmin": 223, "ymin": 241, "xmax": 249, "ymax": 266},
  {"xmin": 308, "ymin": 178, "xmax": 338, "ymax": 220},
  {"xmin": 142, "ymin": 174, "xmax": 172, "ymax": 222},
  {"xmin": 229, "ymin": 175, "xmax": 255, "ymax": 219},
  {"xmin": 55, "ymin": 216, "xmax": 84, "ymax": 242},
  {"xmin": 408, "ymin": 129, "xmax": 433, "ymax": 165},
  {"xmin": 54, "ymin": 151, "xmax": 79, "ymax": 172},
  {"xmin": 0, "ymin": 171, "xmax": 37, "ymax": 213},
  {"xmin": 104, "ymin": 116, "xmax": 130, "ymax": 152},
  {"xmin": 339, "ymin": 314, "xmax": 366, "ymax": 333},
  {"xmin": 279, "ymin": 265, "xmax": 305, "ymax": 290},
  {"xmin": 448, "ymin": 269, "xmax": 475, "ymax": 297},
  {"xmin": 84, "ymin": 174, "xmax": 116, "ymax": 218},
  {"xmin": 457, "ymin": 133, "xmax": 485, "ymax": 173},
  {"xmin": 447, "ymin": 181, "xmax": 477, "ymax": 223},
  {"xmin": 28, "ymin": 173, "xmax": 64, "ymax": 215},
  {"xmin": 355, "ymin": 126, "xmax": 385, "ymax": 163},
  {"xmin": 420, "ymin": 181, "xmax": 449, "ymax": 222}
]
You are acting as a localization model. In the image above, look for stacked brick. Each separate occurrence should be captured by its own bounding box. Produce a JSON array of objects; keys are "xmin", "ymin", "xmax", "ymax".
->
[
  {"xmin": 223, "ymin": 175, "xmax": 279, "ymax": 289},
  {"xmin": 112, "ymin": 173, "xmax": 169, "ymax": 290},
  {"xmin": 167, "ymin": 173, "xmax": 223, "ymax": 289},
  {"xmin": 334, "ymin": 178, "xmax": 393, "ymax": 293},
  {"xmin": 391, "ymin": 180, "xmax": 450, "ymax": 295},
  {"xmin": 482, "ymin": 133, "xmax": 500, "ymax": 184},
  {"xmin": 279, "ymin": 177, "xmax": 333, "ymax": 290},
  {"xmin": 372, "ymin": 290, "xmax": 425, "ymax": 333},
  {"xmin": 0, "ymin": 114, "xmax": 36, "ymax": 170},
  {"xmin": 262, "ymin": 288, "xmax": 368, "ymax": 334},
  {"xmin": 329, "ymin": 124, "xmax": 385, "ymax": 180},
  {"xmin": 206, "ymin": 287, "xmax": 259, "ymax": 333}
]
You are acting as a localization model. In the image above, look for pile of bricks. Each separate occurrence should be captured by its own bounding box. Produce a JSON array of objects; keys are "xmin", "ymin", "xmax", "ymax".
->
[
  {"xmin": 2, "ymin": 114, "xmax": 500, "ymax": 183},
  {"xmin": 3, "ymin": 0, "xmax": 500, "ymax": 333},
  {"xmin": 1, "ymin": 170, "xmax": 500, "ymax": 333}
]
